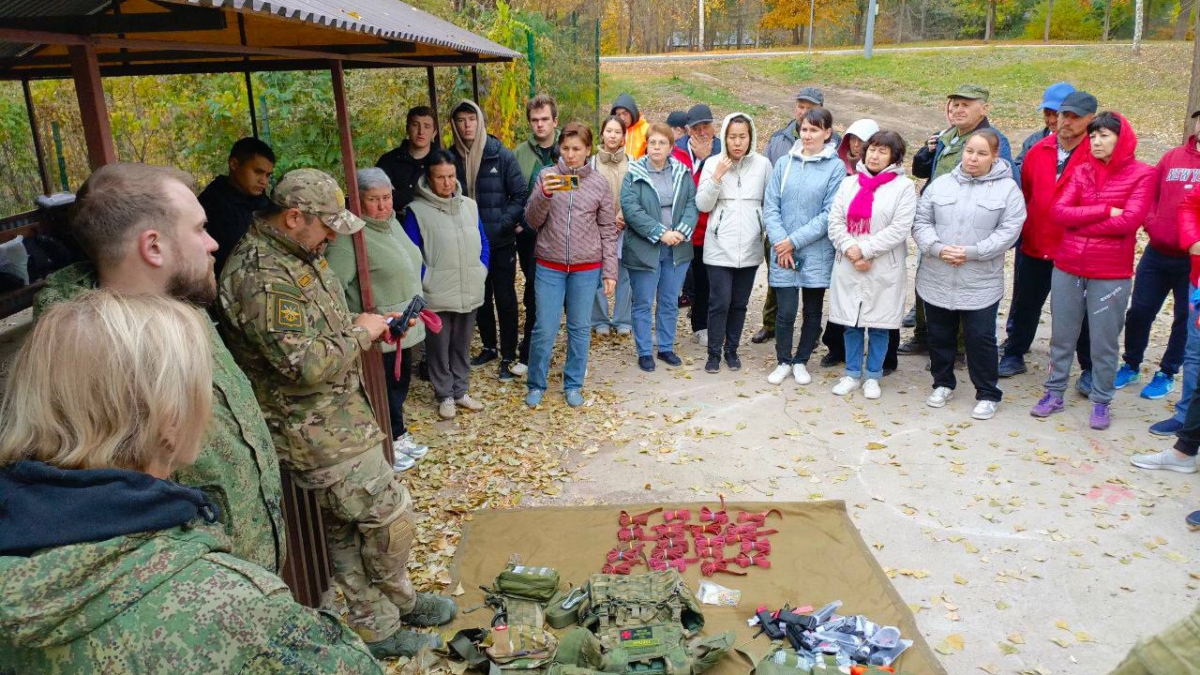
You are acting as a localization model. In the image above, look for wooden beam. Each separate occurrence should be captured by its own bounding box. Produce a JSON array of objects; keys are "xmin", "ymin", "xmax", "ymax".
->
[
  {"xmin": 471, "ymin": 64, "xmax": 479, "ymax": 102},
  {"xmin": 0, "ymin": 28, "xmax": 432, "ymax": 68},
  {"xmin": 0, "ymin": 55, "xmax": 507, "ymax": 81},
  {"xmin": 330, "ymin": 61, "xmax": 395, "ymax": 466},
  {"xmin": 22, "ymin": 79, "xmax": 52, "ymax": 196},
  {"xmin": 427, "ymin": 66, "xmax": 439, "ymax": 121},
  {"xmin": 68, "ymin": 44, "xmax": 115, "ymax": 169}
]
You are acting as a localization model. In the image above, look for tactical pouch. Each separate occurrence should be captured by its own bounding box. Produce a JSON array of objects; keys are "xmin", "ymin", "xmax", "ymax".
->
[
  {"xmin": 496, "ymin": 564, "xmax": 561, "ymax": 603},
  {"xmin": 484, "ymin": 624, "xmax": 559, "ymax": 669},
  {"xmin": 547, "ymin": 587, "xmax": 588, "ymax": 629}
]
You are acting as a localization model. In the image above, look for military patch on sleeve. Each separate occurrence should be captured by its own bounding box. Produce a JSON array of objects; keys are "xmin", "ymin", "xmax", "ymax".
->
[{"xmin": 269, "ymin": 293, "xmax": 305, "ymax": 332}]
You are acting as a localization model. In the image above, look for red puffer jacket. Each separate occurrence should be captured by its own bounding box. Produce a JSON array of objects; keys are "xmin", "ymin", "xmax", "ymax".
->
[
  {"xmin": 1179, "ymin": 190, "xmax": 1200, "ymax": 286},
  {"xmin": 1051, "ymin": 113, "xmax": 1155, "ymax": 280},
  {"xmin": 1019, "ymin": 133, "xmax": 1090, "ymax": 260}
]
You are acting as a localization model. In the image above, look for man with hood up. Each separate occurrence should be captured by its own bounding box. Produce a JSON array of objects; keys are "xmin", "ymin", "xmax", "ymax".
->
[
  {"xmin": 611, "ymin": 93, "xmax": 649, "ymax": 160},
  {"xmin": 448, "ymin": 100, "xmax": 529, "ymax": 380}
]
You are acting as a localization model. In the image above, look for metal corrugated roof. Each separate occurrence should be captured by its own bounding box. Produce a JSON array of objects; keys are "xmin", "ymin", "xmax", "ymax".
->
[{"xmin": 178, "ymin": 0, "xmax": 520, "ymax": 58}]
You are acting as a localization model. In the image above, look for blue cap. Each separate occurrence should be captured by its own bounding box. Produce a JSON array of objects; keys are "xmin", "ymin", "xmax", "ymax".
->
[{"xmin": 1038, "ymin": 82, "xmax": 1076, "ymax": 112}]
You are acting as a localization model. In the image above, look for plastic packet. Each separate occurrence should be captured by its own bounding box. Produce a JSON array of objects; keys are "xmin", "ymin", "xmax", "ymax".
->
[{"xmin": 696, "ymin": 580, "xmax": 742, "ymax": 606}]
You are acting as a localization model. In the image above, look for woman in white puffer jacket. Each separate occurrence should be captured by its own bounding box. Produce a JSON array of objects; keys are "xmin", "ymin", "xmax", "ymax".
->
[{"xmin": 695, "ymin": 113, "xmax": 774, "ymax": 374}]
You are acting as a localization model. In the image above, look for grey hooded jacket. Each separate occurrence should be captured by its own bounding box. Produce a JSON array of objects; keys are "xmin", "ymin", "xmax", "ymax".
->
[{"xmin": 912, "ymin": 160, "xmax": 1026, "ymax": 311}]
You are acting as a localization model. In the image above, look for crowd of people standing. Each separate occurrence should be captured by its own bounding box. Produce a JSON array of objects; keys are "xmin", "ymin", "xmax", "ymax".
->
[{"xmin": 1, "ymin": 70, "xmax": 1200, "ymax": 673}]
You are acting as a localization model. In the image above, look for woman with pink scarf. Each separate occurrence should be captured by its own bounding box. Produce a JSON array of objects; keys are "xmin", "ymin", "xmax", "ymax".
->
[{"xmin": 826, "ymin": 131, "xmax": 917, "ymax": 400}]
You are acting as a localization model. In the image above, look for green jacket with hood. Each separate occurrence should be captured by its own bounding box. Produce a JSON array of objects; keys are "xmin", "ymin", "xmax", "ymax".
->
[{"xmin": 0, "ymin": 460, "xmax": 380, "ymax": 674}]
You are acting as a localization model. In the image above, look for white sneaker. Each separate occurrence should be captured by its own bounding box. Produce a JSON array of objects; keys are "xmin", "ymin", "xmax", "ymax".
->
[
  {"xmin": 693, "ymin": 329, "xmax": 708, "ymax": 347},
  {"xmin": 863, "ymin": 379, "xmax": 881, "ymax": 400},
  {"xmin": 438, "ymin": 397, "xmax": 456, "ymax": 419},
  {"xmin": 926, "ymin": 387, "xmax": 954, "ymax": 408},
  {"xmin": 1131, "ymin": 448, "xmax": 1198, "ymax": 473},
  {"xmin": 793, "ymin": 363, "xmax": 811, "ymax": 385},
  {"xmin": 594, "ymin": 324, "xmax": 611, "ymax": 336},
  {"xmin": 971, "ymin": 400, "xmax": 997, "ymax": 420},
  {"xmin": 392, "ymin": 454, "xmax": 416, "ymax": 472},
  {"xmin": 832, "ymin": 376, "xmax": 861, "ymax": 396},
  {"xmin": 395, "ymin": 432, "xmax": 428, "ymax": 459},
  {"xmin": 767, "ymin": 364, "xmax": 792, "ymax": 385},
  {"xmin": 508, "ymin": 362, "xmax": 528, "ymax": 376},
  {"xmin": 455, "ymin": 394, "xmax": 484, "ymax": 411}
]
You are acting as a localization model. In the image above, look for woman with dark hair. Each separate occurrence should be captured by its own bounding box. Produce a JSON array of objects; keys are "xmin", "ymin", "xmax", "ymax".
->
[
  {"xmin": 827, "ymin": 131, "xmax": 917, "ymax": 400},
  {"xmin": 912, "ymin": 129, "xmax": 1026, "ymax": 419},
  {"xmin": 695, "ymin": 112, "xmax": 773, "ymax": 373},
  {"xmin": 1032, "ymin": 112, "xmax": 1154, "ymax": 429},
  {"xmin": 762, "ymin": 107, "xmax": 846, "ymax": 387},
  {"xmin": 591, "ymin": 115, "xmax": 633, "ymax": 335},
  {"xmin": 402, "ymin": 149, "xmax": 490, "ymax": 420},
  {"xmin": 523, "ymin": 122, "xmax": 619, "ymax": 407},
  {"xmin": 621, "ymin": 122, "xmax": 699, "ymax": 372}
]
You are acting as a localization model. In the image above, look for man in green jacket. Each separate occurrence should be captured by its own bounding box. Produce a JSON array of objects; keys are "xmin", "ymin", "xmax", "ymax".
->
[
  {"xmin": 33, "ymin": 162, "xmax": 287, "ymax": 576},
  {"xmin": 510, "ymin": 93, "xmax": 561, "ymax": 374}
]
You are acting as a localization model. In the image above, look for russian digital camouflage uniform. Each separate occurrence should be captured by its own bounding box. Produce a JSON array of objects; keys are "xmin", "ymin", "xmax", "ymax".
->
[
  {"xmin": 0, "ymin": 522, "xmax": 381, "ymax": 674},
  {"xmin": 32, "ymin": 262, "xmax": 287, "ymax": 574},
  {"xmin": 218, "ymin": 169, "xmax": 418, "ymax": 644}
]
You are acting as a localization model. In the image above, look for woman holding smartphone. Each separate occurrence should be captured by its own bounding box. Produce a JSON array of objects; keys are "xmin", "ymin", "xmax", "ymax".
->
[{"xmin": 523, "ymin": 122, "xmax": 619, "ymax": 408}]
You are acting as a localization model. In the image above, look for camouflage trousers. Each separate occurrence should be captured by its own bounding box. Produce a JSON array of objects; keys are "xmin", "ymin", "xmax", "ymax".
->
[
  {"xmin": 297, "ymin": 448, "xmax": 416, "ymax": 643},
  {"xmin": 1109, "ymin": 602, "xmax": 1200, "ymax": 674}
]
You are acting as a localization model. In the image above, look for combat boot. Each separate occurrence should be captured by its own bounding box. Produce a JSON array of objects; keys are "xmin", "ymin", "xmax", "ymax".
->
[
  {"xmin": 367, "ymin": 629, "xmax": 442, "ymax": 658},
  {"xmin": 401, "ymin": 592, "xmax": 458, "ymax": 627}
]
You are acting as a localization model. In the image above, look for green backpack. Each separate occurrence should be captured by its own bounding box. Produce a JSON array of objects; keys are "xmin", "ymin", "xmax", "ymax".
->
[{"xmin": 552, "ymin": 571, "xmax": 734, "ymax": 675}]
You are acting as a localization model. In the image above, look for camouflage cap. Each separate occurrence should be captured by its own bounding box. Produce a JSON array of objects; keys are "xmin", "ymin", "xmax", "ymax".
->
[
  {"xmin": 271, "ymin": 169, "xmax": 365, "ymax": 235},
  {"xmin": 948, "ymin": 84, "xmax": 990, "ymax": 101}
]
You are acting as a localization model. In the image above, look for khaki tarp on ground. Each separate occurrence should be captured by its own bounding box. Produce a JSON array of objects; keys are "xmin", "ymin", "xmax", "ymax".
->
[{"xmin": 447, "ymin": 500, "xmax": 948, "ymax": 675}]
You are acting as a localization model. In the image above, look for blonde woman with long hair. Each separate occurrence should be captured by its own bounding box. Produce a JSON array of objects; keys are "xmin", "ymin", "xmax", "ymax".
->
[{"xmin": 0, "ymin": 290, "xmax": 382, "ymax": 673}]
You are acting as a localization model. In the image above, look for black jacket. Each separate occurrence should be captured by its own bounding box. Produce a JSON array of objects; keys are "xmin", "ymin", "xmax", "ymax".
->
[
  {"xmin": 376, "ymin": 140, "xmax": 436, "ymax": 216},
  {"xmin": 198, "ymin": 175, "xmax": 268, "ymax": 277},
  {"xmin": 451, "ymin": 135, "xmax": 529, "ymax": 250}
]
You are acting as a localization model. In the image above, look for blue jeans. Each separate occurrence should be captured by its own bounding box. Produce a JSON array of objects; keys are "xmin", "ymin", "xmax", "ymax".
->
[
  {"xmin": 628, "ymin": 246, "xmax": 690, "ymax": 357},
  {"xmin": 1123, "ymin": 245, "xmax": 1191, "ymax": 376},
  {"xmin": 843, "ymin": 326, "xmax": 890, "ymax": 381},
  {"xmin": 527, "ymin": 265, "xmax": 600, "ymax": 393},
  {"xmin": 591, "ymin": 264, "xmax": 632, "ymax": 329},
  {"xmin": 1174, "ymin": 284, "xmax": 1200, "ymax": 423}
]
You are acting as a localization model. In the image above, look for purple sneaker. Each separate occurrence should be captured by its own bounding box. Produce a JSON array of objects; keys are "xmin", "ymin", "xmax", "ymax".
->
[
  {"xmin": 1089, "ymin": 403, "xmax": 1111, "ymax": 430},
  {"xmin": 1030, "ymin": 392, "xmax": 1065, "ymax": 417}
]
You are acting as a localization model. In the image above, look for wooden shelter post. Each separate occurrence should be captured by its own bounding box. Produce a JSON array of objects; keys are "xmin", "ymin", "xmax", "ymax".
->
[
  {"xmin": 68, "ymin": 43, "xmax": 115, "ymax": 168},
  {"xmin": 330, "ymin": 61, "xmax": 395, "ymax": 465},
  {"xmin": 21, "ymin": 79, "xmax": 51, "ymax": 195},
  {"xmin": 471, "ymin": 64, "xmax": 480, "ymax": 102},
  {"xmin": 426, "ymin": 66, "xmax": 439, "ymax": 121}
]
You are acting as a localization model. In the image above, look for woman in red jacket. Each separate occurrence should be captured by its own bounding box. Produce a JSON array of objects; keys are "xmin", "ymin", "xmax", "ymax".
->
[{"xmin": 1031, "ymin": 112, "xmax": 1155, "ymax": 430}]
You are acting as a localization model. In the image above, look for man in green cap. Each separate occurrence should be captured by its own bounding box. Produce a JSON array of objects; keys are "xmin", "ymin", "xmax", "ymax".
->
[
  {"xmin": 903, "ymin": 84, "xmax": 1014, "ymax": 355},
  {"xmin": 218, "ymin": 168, "xmax": 457, "ymax": 659}
]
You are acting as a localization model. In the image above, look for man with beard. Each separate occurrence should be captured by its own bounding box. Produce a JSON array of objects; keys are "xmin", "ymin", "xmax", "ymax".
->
[
  {"xmin": 32, "ymin": 162, "xmax": 286, "ymax": 575},
  {"xmin": 218, "ymin": 169, "xmax": 456, "ymax": 658}
]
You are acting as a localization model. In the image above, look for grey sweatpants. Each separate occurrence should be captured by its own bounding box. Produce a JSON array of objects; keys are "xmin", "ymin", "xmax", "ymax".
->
[
  {"xmin": 1044, "ymin": 269, "xmax": 1131, "ymax": 404},
  {"xmin": 426, "ymin": 309, "xmax": 477, "ymax": 400}
]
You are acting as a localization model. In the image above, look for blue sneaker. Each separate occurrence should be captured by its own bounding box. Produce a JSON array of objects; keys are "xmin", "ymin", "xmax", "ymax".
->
[
  {"xmin": 1188, "ymin": 510, "xmax": 1200, "ymax": 531},
  {"xmin": 565, "ymin": 389, "xmax": 584, "ymax": 407},
  {"xmin": 997, "ymin": 355, "xmax": 1027, "ymax": 378},
  {"xmin": 1140, "ymin": 371, "xmax": 1176, "ymax": 400},
  {"xmin": 1114, "ymin": 363, "xmax": 1140, "ymax": 389},
  {"xmin": 525, "ymin": 388, "xmax": 545, "ymax": 407},
  {"xmin": 1075, "ymin": 370, "xmax": 1093, "ymax": 397},
  {"xmin": 1150, "ymin": 418, "xmax": 1185, "ymax": 437}
]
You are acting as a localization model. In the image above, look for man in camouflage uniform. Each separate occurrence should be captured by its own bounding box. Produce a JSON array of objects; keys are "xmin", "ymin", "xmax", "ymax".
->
[
  {"xmin": 32, "ymin": 162, "xmax": 286, "ymax": 575},
  {"xmin": 217, "ymin": 169, "xmax": 457, "ymax": 659}
]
